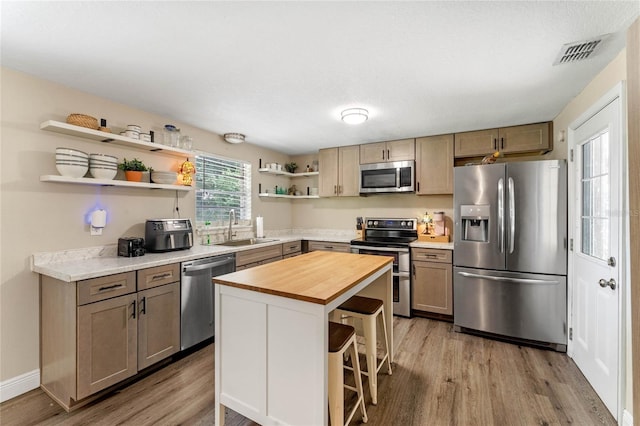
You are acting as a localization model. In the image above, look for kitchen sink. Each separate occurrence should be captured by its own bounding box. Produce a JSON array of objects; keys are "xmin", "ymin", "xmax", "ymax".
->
[{"xmin": 217, "ymin": 238, "xmax": 279, "ymax": 247}]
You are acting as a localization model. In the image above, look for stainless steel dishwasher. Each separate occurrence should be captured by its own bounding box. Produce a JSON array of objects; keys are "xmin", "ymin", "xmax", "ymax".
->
[{"xmin": 180, "ymin": 254, "xmax": 235, "ymax": 350}]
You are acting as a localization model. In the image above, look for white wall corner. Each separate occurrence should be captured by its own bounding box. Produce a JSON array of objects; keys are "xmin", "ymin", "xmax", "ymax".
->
[
  {"xmin": 0, "ymin": 369, "xmax": 40, "ymax": 403},
  {"xmin": 622, "ymin": 409, "xmax": 633, "ymax": 426}
]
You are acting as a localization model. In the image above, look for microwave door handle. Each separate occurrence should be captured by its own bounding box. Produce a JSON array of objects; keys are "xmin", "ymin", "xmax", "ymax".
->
[
  {"xmin": 169, "ymin": 234, "xmax": 175, "ymax": 249},
  {"xmin": 396, "ymin": 167, "xmax": 401, "ymax": 188},
  {"xmin": 498, "ymin": 178, "xmax": 504, "ymax": 253},
  {"xmin": 508, "ymin": 177, "xmax": 515, "ymax": 254}
]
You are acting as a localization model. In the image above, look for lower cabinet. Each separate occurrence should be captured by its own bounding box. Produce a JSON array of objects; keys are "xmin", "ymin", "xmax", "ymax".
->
[
  {"xmin": 411, "ymin": 248, "xmax": 453, "ymax": 316},
  {"xmin": 41, "ymin": 264, "xmax": 180, "ymax": 410},
  {"xmin": 236, "ymin": 244, "xmax": 283, "ymax": 270},
  {"xmin": 307, "ymin": 241, "xmax": 351, "ymax": 253},
  {"xmin": 282, "ymin": 240, "xmax": 302, "ymax": 259}
]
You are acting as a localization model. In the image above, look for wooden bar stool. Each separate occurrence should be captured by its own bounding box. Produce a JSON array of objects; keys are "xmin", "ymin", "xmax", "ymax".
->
[
  {"xmin": 328, "ymin": 321, "xmax": 368, "ymax": 426},
  {"xmin": 333, "ymin": 295, "xmax": 392, "ymax": 405}
]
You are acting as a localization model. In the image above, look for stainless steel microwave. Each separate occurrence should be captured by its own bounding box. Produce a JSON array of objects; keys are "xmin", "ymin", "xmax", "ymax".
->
[{"xmin": 359, "ymin": 160, "xmax": 415, "ymax": 194}]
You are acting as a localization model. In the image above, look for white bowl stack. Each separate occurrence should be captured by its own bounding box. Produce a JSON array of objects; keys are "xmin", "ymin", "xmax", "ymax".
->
[
  {"xmin": 89, "ymin": 153, "xmax": 118, "ymax": 180},
  {"xmin": 151, "ymin": 170, "xmax": 178, "ymax": 185},
  {"xmin": 56, "ymin": 147, "xmax": 89, "ymax": 178}
]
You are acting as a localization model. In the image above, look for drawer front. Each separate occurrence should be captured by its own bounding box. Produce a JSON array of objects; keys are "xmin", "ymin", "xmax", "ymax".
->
[
  {"xmin": 77, "ymin": 271, "xmax": 136, "ymax": 306},
  {"xmin": 236, "ymin": 256, "xmax": 282, "ymax": 270},
  {"xmin": 282, "ymin": 241, "xmax": 302, "ymax": 255},
  {"xmin": 236, "ymin": 245, "xmax": 283, "ymax": 267},
  {"xmin": 412, "ymin": 248, "xmax": 452, "ymax": 264},
  {"xmin": 307, "ymin": 241, "xmax": 351, "ymax": 253},
  {"xmin": 137, "ymin": 263, "xmax": 180, "ymax": 290}
]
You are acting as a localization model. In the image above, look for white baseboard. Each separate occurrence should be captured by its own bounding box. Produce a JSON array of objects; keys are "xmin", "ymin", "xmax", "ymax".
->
[
  {"xmin": 0, "ymin": 369, "xmax": 40, "ymax": 403},
  {"xmin": 622, "ymin": 409, "xmax": 633, "ymax": 426}
]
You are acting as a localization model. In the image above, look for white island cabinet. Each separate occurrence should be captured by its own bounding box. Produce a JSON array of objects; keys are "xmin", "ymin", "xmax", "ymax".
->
[{"xmin": 213, "ymin": 251, "xmax": 393, "ymax": 426}]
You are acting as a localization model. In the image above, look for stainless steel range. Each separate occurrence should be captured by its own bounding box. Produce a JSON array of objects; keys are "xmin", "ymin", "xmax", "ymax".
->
[{"xmin": 350, "ymin": 217, "xmax": 417, "ymax": 317}]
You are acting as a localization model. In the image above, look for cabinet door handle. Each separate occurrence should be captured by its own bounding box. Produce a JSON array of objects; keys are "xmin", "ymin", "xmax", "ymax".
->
[
  {"xmin": 140, "ymin": 297, "xmax": 146, "ymax": 315},
  {"xmin": 493, "ymin": 138, "xmax": 497, "ymax": 150},
  {"xmin": 501, "ymin": 137, "xmax": 505, "ymax": 150},
  {"xmin": 387, "ymin": 149, "xmax": 390, "ymax": 160},
  {"xmin": 98, "ymin": 283, "xmax": 124, "ymax": 292},
  {"xmin": 334, "ymin": 185, "xmax": 337, "ymax": 195},
  {"xmin": 382, "ymin": 149, "xmax": 385, "ymax": 160},
  {"xmin": 412, "ymin": 264, "xmax": 416, "ymax": 276},
  {"xmin": 151, "ymin": 272, "xmax": 172, "ymax": 281},
  {"xmin": 416, "ymin": 182, "xmax": 420, "ymax": 192},
  {"xmin": 131, "ymin": 300, "xmax": 136, "ymax": 319}
]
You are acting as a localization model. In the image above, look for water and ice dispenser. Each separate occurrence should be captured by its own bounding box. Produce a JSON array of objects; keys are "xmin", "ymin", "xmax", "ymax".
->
[{"xmin": 460, "ymin": 205, "xmax": 489, "ymax": 242}]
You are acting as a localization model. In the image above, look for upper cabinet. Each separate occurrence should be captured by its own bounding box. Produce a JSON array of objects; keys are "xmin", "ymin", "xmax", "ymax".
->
[
  {"xmin": 318, "ymin": 145, "xmax": 360, "ymax": 197},
  {"xmin": 359, "ymin": 138, "xmax": 415, "ymax": 164},
  {"xmin": 454, "ymin": 122, "xmax": 551, "ymax": 158},
  {"xmin": 415, "ymin": 134, "xmax": 453, "ymax": 195}
]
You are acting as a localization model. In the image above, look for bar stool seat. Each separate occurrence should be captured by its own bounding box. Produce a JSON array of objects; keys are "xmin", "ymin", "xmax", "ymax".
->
[
  {"xmin": 334, "ymin": 295, "xmax": 392, "ymax": 405},
  {"xmin": 328, "ymin": 321, "xmax": 367, "ymax": 426}
]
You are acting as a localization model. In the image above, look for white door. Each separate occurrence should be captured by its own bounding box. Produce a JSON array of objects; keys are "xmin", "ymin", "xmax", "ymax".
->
[{"xmin": 569, "ymin": 94, "xmax": 622, "ymax": 419}]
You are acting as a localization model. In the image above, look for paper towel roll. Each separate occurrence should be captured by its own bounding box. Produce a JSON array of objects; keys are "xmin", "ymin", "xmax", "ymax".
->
[{"xmin": 256, "ymin": 216, "xmax": 264, "ymax": 238}]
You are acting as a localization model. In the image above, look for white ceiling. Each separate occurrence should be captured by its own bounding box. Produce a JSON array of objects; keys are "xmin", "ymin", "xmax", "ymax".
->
[{"xmin": 2, "ymin": 1, "xmax": 638, "ymax": 155}]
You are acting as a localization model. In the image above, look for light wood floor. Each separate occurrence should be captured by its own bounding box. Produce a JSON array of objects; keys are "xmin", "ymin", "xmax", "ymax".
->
[{"xmin": 1, "ymin": 317, "xmax": 615, "ymax": 425}]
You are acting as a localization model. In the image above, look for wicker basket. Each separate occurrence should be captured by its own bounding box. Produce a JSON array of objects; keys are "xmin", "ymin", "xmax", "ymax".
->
[{"xmin": 66, "ymin": 114, "xmax": 99, "ymax": 130}]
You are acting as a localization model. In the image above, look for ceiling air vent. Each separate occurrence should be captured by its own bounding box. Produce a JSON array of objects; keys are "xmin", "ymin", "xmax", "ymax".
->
[{"xmin": 553, "ymin": 34, "xmax": 610, "ymax": 65}]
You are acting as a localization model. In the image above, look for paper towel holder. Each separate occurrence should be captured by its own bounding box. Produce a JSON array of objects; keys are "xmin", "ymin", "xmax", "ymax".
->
[{"xmin": 90, "ymin": 209, "xmax": 107, "ymax": 236}]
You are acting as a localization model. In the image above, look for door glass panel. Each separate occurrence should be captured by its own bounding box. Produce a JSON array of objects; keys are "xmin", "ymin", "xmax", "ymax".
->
[{"xmin": 580, "ymin": 131, "xmax": 609, "ymax": 260}]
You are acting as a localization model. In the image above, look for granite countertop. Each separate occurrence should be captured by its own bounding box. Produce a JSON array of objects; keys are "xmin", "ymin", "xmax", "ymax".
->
[{"xmin": 32, "ymin": 232, "xmax": 358, "ymax": 282}]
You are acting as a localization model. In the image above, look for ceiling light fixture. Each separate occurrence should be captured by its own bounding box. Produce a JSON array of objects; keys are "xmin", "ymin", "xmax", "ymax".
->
[
  {"xmin": 341, "ymin": 108, "xmax": 368, "ymax": 125},
  {"xmin": 223, "ymin": 133, "xmax": 245, "ymax": 144}
]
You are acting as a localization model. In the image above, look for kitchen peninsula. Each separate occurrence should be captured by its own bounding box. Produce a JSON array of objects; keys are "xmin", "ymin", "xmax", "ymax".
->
[{"xmin": 213, "ymin": 251, "xmax": 393, "ymax": 426}]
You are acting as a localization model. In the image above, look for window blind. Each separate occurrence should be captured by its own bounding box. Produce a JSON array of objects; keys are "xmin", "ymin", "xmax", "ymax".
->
[{"xmin": 195, "ymin": 154, "xmax": 252, "ymax": 223}]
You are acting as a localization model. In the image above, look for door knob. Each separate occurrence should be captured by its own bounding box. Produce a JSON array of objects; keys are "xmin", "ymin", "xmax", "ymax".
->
[{"xmin": 598, "ymin": 278, "xmax": 617, "ymax": 290}]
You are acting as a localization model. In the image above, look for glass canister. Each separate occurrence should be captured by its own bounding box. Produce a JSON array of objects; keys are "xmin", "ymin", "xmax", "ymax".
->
[{"xmin": 163, "ymin": 125, "xmax": 181, "ymax": 147}]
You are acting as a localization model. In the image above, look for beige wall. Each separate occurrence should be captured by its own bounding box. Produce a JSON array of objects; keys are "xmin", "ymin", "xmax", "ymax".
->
[
  {"xmin": 553, "ymin": 48, "xmax": 633, "ymax": 416},
  {"xmin": 0, "ymin": 67, "xmax": 293, "ymax": 382}
]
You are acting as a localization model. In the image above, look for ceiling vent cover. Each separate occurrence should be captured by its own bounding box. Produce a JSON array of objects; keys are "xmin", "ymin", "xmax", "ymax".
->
[{"xmin": 553, "ymin": 34, "xmax": 610, "ymax": 65}]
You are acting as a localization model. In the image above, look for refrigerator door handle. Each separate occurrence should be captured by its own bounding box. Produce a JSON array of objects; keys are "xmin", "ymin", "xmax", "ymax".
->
[
  {"xmin": 457, "ymin": 271, "xmax": 559, "ymax": 285},
  {"xmin": 498, "ymin": 178, "xmax": 504, "ymax": 253},
  {"xmin": 508, "ymin": 177, "xmax": 515, "ymax": 254}
]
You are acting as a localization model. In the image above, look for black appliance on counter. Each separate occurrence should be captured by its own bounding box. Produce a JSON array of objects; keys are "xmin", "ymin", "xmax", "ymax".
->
[
  {"xmin": 145, "ymin": 219, "xmax": 193, "ymax": 252},
  {"xmin": 350, "ymin": 217, "xmax": 418, "ymax": 317},
  {"xmin": 118, "ymin": 237, "xmax": 146, "ymax": 257}
]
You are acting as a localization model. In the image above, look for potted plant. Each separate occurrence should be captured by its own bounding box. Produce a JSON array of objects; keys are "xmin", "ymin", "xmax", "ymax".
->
[
  {"xmin": 284, "ymin": 162, "xmax": 298, "ymax": 173},
  {"xmin": 119, "ymin": 158, "xmax": 148, "ymax": 182}
]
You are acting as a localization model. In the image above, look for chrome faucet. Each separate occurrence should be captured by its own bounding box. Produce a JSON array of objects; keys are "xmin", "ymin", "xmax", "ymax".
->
[{"xmin": 228, "ymin": 209, "xmax": 238, "ymax": 241}]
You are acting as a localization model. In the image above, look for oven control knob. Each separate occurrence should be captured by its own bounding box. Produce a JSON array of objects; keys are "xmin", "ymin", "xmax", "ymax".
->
[
  {"xmin": 373, "ymin": 221, "xmax": 378, "ymax": 226},
  {"xmin": 367, "ymin": 220, "xmax": 373, "ymax": 227},
  {"xmin": 401, "ymin": 221, "xmax": 406, "ymax": 227}
]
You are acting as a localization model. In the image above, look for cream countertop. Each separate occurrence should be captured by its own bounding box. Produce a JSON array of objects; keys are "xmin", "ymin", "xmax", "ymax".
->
[{"xmin": 31, "ymin": 232, "xmax": 356, "ymax": 283}]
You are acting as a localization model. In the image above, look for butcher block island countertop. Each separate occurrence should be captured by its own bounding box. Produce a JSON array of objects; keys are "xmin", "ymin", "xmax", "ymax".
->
[
  {"xmin": 213, "ymin": 250, "xmax": 392, "ymax": 304},
  {"xmin": 213, "ymin": 250, "xmax": 393, "ymax": 426}
]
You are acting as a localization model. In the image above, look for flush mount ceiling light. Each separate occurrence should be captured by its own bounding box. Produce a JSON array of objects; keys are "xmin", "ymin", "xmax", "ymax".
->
[
  {"xmin": 224, "ymin": 133, "xmax": 245, "ymax": 144},
  {"xmin": 341, "ymin": 108, "xmax": 369, "ymax": 125}
]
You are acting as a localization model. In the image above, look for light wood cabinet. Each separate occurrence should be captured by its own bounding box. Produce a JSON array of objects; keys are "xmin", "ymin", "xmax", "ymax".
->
[
  {"xmin": 307, "ymin": 241, "xmax": 351, "ymax": 253},
  {"xmin": 235, "ymin": 244, "xmax": 283, "ymax": 270},
  {"xmin": 359, "ymin": 138, "xmax": 415, "ymax": 164},
  {"xmin": 411, "ymin": 248, "xmax": 453, "ymax": 316},
  {"xmin": 282, "ymin": 240, "xmax": 302, "ymax": 257},
  {"xmin": 41, "ymin": 266, "xmax": 181, "ymax": 411},
  {"xmin": 318, "ymin": 146, "xmax": 360, "ymax": 197},
  {"xmin": 415, "ymin": 134, "xmax": 454, "ymax": 195},
  {"xmin": 77, "ymin": 293, "xmax": 138, "ymax": 400},
  {"xmin": 454, "ymin": 122, "xmax": 551, "ymax": 158},
  {"xmin": 137, "ymin": 282, "xmax": 180, "ymax": 370}
]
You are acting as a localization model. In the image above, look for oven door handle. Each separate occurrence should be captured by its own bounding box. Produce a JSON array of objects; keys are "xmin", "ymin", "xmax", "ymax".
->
[{"xmin": 351, "ymin": 245, "xmax": 409, "ymax": 253}]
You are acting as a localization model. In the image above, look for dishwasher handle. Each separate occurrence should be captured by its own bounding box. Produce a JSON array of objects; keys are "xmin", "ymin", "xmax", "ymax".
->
[{"xmin": 183, "ymin": 258, "xmax": 235, "ymax": 273}]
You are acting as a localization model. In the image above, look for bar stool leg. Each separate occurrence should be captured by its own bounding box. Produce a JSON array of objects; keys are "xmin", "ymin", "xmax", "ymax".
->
[
  {"xmin": 349, "ymin": 338, "xmax": 368, "ymax": 424},
  {"xmin": 362, "ymin": 314, "xmax": 378, "ymax": 405},
  {"xmin": 379, "ymin": 308, "xmax": 392, "ymax": 375},
  {"xmin": 328, "ymin": 351, "xmax": 344, "ymax": 426}
]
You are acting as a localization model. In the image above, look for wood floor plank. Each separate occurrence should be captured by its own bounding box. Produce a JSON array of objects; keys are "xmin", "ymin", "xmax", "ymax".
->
[{"xmin": 0, "ymin": 318, "xmax": 615, "ymax": 426}]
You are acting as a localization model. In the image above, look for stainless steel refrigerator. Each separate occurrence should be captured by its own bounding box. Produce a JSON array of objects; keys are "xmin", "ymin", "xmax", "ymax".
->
[{"xmin": 453, "ymin": 159, "xmax": 568, "ymax": 351}]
